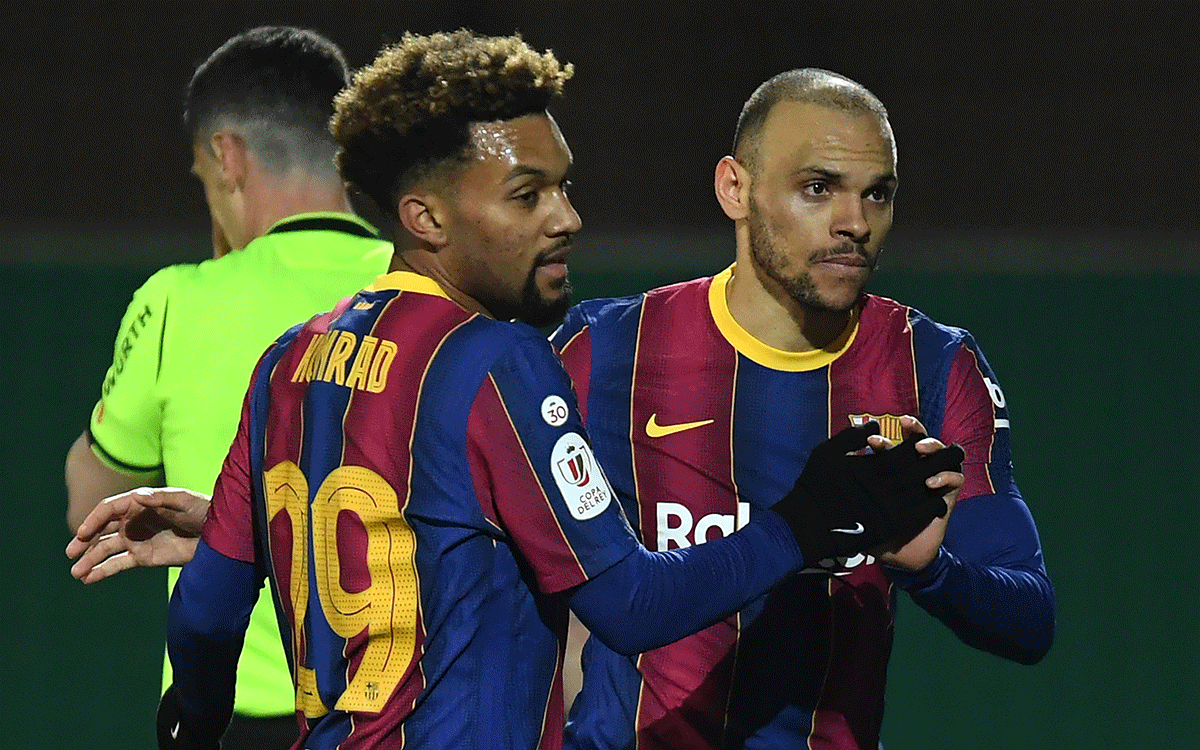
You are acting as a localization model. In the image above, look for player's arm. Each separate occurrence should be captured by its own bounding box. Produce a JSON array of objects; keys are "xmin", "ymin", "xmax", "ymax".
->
[
  {"xmin": 159, "ymin": 369, "xmax": 267, "ymax": 749},
  {"xmin": 887, "ymin": 339, "xmax": 1055, "ymax": 665},
  {"xmin": 476, "ymin": 336, "xmax": 962, "ymax": 654},
  {"xmin": 566, "ymin": 424, "xmax": 963, "ymax": 655},
  {"xmin": 160, "ymin": 539, "xmax": 259, "ymax": 750},
  {"xmin": 566, "ymin": 509, "xmax": 800, "ymax": 654},
  {"xmin": 67, "ymin": 268, "xmax": 174, "ymax": 531}
]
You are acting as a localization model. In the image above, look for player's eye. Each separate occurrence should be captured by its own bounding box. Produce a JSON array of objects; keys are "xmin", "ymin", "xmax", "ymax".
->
[
  {"xmin": 514, "ymin": 190, "xmax": 539, "ymax": 207},
  {"xmin": 804, "ymin": 181, "xmax": 830, "ymax": 197},
  {"xmin": 866, "ymin": 186, "xmax": 894, "ymax": 203}
]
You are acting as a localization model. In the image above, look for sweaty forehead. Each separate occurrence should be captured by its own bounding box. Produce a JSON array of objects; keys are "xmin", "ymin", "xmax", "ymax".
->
[
  {"xmin": 758, "ymin": 100, "xmax": 895, "ymax": 175},
  {"xmin": 467, "ymin": 113, "xmax": 571, "ymax": 173}
]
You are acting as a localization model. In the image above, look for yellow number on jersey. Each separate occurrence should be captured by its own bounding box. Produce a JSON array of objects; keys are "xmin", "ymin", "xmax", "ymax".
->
[{"xmin": 263, "ymin": 461, "xmax": 418, "ymax": 717}]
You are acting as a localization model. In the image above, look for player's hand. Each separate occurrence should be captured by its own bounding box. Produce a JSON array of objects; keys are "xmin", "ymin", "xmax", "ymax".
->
[
  {"xmin": 869, "ymin": 415, "xmax": 964, "ymax": 571},
  {"xmin": 770, "ymin": 420, "xmax": 964, "ymax": 567},
  {"xmin": 65, "ymin": 487, "xmax": 211, "ymax": 583}
]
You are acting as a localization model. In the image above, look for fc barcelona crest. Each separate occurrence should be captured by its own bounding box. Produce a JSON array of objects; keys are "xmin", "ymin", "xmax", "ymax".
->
[{"xmin": 848, "ymin": 413, "xmax": 905, "ymax": 442}]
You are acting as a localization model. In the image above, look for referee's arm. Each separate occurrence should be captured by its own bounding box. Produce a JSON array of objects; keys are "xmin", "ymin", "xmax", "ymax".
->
[{"xmin": 65, "ymin": 430, "xmax": 164, "ymax": 532}]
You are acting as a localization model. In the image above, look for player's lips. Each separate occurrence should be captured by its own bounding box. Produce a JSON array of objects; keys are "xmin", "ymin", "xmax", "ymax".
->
[
  {"xmin": 815, "ymin": 253, "xmax": 869, "ymax": 267},
  {"xmin": 536, "ymin": 242, "xmax": 572, "ymax": 283},
  {"xmin": 539, "ymin": 241, "xmax": 572, "ymax": 265}
]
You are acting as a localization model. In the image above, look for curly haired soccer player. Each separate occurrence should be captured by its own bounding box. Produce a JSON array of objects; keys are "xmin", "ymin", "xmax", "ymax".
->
[{"xmin": 74, "ymin": 32, "xmax": 966, "ymax": 750}]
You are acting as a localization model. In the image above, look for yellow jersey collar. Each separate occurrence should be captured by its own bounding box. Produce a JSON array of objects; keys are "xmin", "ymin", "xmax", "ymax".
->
[
  {"xmin": 366, "ymin": 270, "xmax": 451, "ymax": 299},
  {"xmin": 707, "ymin": 264, "xmax": 859, "ymax": 372}
]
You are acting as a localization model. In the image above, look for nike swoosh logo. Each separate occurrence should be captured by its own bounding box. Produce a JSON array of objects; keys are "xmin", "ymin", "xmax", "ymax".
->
[
  {"xmin": 170, "ymin": 722, "xmax": 180, "ymax": 740},
  {"xmin": 831, "ymin": 522, "xmax": 865, "ymax": 535},
  {"xmin": 646, "ymin": 414, "xmax": 714, "ymax": 438}
]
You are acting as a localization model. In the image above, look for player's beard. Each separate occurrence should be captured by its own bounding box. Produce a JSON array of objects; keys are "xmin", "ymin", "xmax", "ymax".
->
[
  {"xmin": 747, "ymin": 197, "xmax": 876, "ymax": 313},
  {"xmin": 516, "ymin": 249, "xmax": 573, "ymax": 328}
]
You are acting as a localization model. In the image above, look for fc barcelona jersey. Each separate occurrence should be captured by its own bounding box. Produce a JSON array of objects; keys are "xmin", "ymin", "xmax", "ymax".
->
[
  {"xmin": 203, "ymin": 271, "xmax": 639, "ymax": 750},
  {"xmin": 553, "ymin": 266, "xmax": 1016, "ymax": 750}
]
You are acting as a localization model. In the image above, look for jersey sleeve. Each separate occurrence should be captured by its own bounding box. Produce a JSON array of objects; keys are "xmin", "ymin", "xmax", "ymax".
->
[
  {"xmin": 201, "ymin": 364, "xmax": 258, "ymax": 564},
  {"xmin": 548, "ymin": 304, "xmax": 593, "ymax": 418},
  {"xmin": 938, "ymin": 334, "xmax": 1013, "ymax": 501},
  {"xmin": 88, "ymin": 265, "xmax": 179, "ymax": 474},
  {"xmin": 466, "ymin": 332, "xmax": 639, "ymax": 595},
  {"xmin": 167, "ymin": 539, "xmax": 261, "ymax": 727},
  {"xmin": 897, "ymin": 332, "xmax": 1055, "ymax": 663}
]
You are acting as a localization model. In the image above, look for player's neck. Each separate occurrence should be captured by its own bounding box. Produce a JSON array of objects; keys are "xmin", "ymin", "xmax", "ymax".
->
[
  {"xmin": 390, "ymin": 249, "xmax": 493, "ymax": 319},
  {"xmin": 244, "ymin": 171, "xmax": 353, "ymax": 243},
  {"xmin": 725, "ymin": 262, "xmax": 854, "ymax": 353}
]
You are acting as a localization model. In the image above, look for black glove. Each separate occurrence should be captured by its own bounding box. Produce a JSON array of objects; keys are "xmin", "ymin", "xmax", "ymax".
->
[
  {"xmin": 770, "ymin": 422, "xmax": 964, "ymax": 565},
  {"xmin": 848, "ymin": 431, "xmax": 963, "ymax": 540},
  {"xmin": 156, "ymin": 685, "xmax": 227, "ymax": 750}
]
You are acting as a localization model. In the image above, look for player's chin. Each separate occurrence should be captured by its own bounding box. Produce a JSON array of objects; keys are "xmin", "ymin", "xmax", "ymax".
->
[
  {"xmin": 809, "ymin": 276, "xmax": 868, "ymax": 312},
  {"xmin": 809, "ymin": 288, "xmax": 862, "ymax": 313},
  {"xmin": 518, "ymin": 284, "xmax": 572, "ymax": 328}
]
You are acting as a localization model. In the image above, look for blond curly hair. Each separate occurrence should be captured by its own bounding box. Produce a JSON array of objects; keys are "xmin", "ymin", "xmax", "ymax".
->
[{"xmin": 333, "ymin": 30, "xmax": 573, "ymax": 217}]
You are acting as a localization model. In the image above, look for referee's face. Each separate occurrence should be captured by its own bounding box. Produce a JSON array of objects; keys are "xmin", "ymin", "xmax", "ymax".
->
[
  {"xmin": 744, "ymin": 101, "xmax": 896, "ymax": 314},
  {"xmin": 438, "ymin": 112, "xmax": 581, "ymax": 327}
]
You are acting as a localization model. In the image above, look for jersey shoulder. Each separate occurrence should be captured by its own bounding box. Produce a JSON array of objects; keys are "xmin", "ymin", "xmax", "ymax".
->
[
  {"xmin": 554, "ymin": 275, "xmax": 711, "ymax": 346},
  {"xmin": 863, "ymin": 293, "xmax": 974, "ymax": 351},
  {"xmin": 130, "ymin": 262, "xmax": 187, "ymax": 307}
]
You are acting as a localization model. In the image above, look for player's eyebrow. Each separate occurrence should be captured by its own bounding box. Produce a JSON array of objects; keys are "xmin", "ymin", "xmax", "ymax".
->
[
  {"xmin": 504, "ymin": 165, "xmax": 546, "ymax": 181},
  {"xmin": 503, "ymin": 163, "xmax": 573, "ymax": 184},
  {"xmin": 795, "ymin": 166, "xmax": 896, "ymax": 186}
]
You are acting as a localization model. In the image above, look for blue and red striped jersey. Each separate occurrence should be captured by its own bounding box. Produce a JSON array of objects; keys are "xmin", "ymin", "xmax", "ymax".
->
[
  {"xmin": 553, "ymin": 266, "xmax": 1046, "ymax": 750},
  {"xmin": 202, "ymin": 270, "xmax": 639, "ymax": 750}
]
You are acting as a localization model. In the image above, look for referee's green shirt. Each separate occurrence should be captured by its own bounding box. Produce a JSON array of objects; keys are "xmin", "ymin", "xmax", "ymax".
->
[{"xmin": 89, "ymin": 212, "xmax": 392, "ymax": 717}]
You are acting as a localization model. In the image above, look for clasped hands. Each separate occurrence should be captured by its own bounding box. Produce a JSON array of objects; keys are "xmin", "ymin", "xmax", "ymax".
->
[{"xmin": 770, "ymin": 415, "xmax": 964, "ymax": 572}]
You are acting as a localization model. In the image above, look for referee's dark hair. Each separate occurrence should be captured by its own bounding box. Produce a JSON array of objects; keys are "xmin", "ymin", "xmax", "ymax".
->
[{"xmin": 185, "ymin": 26, "xmax": 350, "ymax": 177}]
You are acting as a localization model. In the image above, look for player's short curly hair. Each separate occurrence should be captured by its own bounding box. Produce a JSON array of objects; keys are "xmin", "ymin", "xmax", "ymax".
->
[{"xmin": 332, "ymin": 30, "xmax": 574, "ymax": 218}]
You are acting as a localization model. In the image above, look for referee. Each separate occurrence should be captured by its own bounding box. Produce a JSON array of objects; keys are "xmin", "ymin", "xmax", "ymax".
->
[{"xmin": 64, "ymin": 27, "xmax": 392, "ymax": 750}]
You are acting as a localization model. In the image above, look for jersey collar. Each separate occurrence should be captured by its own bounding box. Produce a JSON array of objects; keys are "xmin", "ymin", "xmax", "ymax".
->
[
  {"xmin": 365, "ymin": 270, "xmax": 451, "ymax": 299},
  {"xmin": 265, "ymin": 212, "xmax": 380, "ymax": 239},
  {"xmin": 707, "ymin": 264, "xmax": 859, "ymax": 372}
]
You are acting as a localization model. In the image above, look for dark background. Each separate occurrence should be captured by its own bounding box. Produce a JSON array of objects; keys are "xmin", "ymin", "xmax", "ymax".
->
[
  {"xmin": 5, "ymin": 2, "xmax": 1198, "ymax": 748},
  {"xmin": 5, "ymin": 1, "xmax": 1200, "ymax": 248}
]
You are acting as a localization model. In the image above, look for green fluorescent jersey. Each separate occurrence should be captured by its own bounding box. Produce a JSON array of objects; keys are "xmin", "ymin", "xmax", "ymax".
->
[{"xmin": 89, "ymin": 212, "xmax": 392, "ymax": 716}]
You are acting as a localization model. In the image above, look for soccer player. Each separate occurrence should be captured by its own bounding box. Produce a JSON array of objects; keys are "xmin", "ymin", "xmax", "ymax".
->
[
  {"xmin": 63, "ymin": 27, "xmax": 393, "ymax": 750},
  {"xmin": 119, "ymin": 33, "xmax": 965, "ymax": 750},
  {"xmin": 552, "ymin": 69, "xmax": 1056, "ymax": 749}
]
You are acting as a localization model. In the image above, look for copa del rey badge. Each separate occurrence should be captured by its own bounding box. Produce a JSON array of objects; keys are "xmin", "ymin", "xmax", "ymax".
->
[
  {"xmin": 551, "ymin": 432, "xmax": 612, "ymax": 520},
  {"xmin": 848, "ymin": 413, "xmax": 905, "ymax": 442}
]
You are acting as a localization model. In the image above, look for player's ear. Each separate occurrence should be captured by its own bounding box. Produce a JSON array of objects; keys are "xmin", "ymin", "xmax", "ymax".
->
[
  {"xmin": 714, "ymin": 155, "xmax": 750, "ymax": 221},
  {"xmin": 210, "ymin": 131, "xmax": 249, "ymax": 193},
  {"xmin": 397, "ymin": 192, "xmax": 448, "ymax": 249}
]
